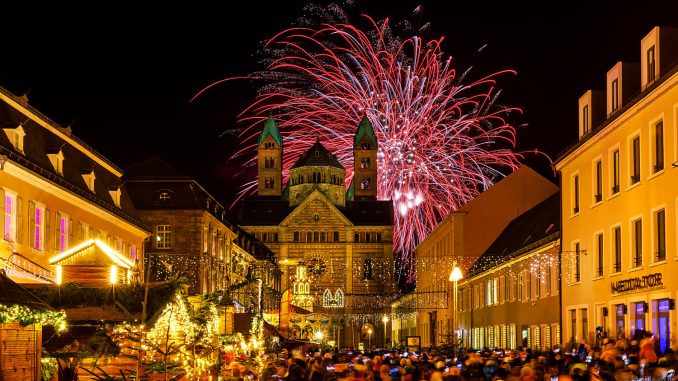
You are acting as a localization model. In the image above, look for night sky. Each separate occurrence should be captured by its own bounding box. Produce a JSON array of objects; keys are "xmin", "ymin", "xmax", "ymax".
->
[{"xmin": 2, "ymin": 1, "xmax": 678, "ymax": 211}]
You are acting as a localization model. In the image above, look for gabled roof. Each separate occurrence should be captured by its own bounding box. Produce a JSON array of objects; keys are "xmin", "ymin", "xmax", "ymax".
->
[
  {"xmin": 290, "ymin": 140, "xmax": 344, "ymax": 169},
  {"xmin": 0, "ymin": 269, "xmax": 54, "ymax": 311},
  {"xmin": 49, "ymin": 239, "xmax": 135, "ymax": 269},
  {"xmin": 279, "ymin": 189, "xmax": 353, "ymax": 227},
  {"xmin": 354, "ymin": 116, "xmax": 377, "ymax": 146},
  {"xmin": 258, "ymin": 113, "xmax": 282, "ymax": 146},
  {"xmin": 468, "ymin": 193, "xmax": 560, "ymax": 277}
]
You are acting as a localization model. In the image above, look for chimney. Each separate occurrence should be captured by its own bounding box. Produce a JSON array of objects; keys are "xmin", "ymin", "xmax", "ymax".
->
[{"xmin": 578, "ymin": 90, "xmax": 604, "ymax": 139}]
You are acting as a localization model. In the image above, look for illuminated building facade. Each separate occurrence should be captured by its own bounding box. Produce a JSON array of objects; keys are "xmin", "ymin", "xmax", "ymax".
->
[
  {"xmin": 456, "ymin": 193, "xmax": 561, "ymax": 351},
  {"xmin": 395, "ymin": 166, "xmax": 559, "ymax": 347},
  {"xmin": 0, "ymin": 86, "xmax": 148, "ymax": 286},
  {"xmin": 237, "ymin": 115, "xmax": 394, "ymax": 347},
  {"xmin": 124, "ymin": 157, "xmax": 282, "ymax": 309},
  {"xmin": 555, "ymin": 26, "xmax": 678, "ymax": 354}
]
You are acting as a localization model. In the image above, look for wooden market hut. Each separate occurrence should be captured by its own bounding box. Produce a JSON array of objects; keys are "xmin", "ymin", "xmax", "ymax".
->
[
  {"xmin": 0, "ymin": 269, "xmax": 59, "ymax": 380},
  {"xmin": 48, "ymin": 239, "xmax": 136, "ymax": 286}
]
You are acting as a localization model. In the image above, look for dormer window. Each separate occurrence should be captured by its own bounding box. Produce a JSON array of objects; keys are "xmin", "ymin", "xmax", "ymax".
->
[
  {"xmin": 109, "ymin": 187, "xmax": 121, "ymax": 208},
  {"xmin": 646, "ymin": 46, "xmax": 656, "ymax": 84},
  {"xmin": 611, "ymin": 78, "xmax": 619, "ymax": 113},
  {"xmin": 82, "ymin": 170, "xmax": 96, "ymax": 192},
  {"xmin": 3, "ymin": 125, "xmax": 26, "ymax": 154},
  {"xmin": 47, "ymin": 149, "xmax": 64, "ymax": 175}
]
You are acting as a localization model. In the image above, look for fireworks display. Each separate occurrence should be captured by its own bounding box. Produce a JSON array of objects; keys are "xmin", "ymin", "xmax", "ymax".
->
[{"xmin": 198, "ymin": 14, "xmax": 527, "ymax": 282}]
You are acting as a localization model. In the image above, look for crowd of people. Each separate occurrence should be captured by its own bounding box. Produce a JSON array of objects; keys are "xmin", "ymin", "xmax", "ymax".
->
[{"xmin": 228, "ymin": 336, "xmax": 677, "ymax": 381}]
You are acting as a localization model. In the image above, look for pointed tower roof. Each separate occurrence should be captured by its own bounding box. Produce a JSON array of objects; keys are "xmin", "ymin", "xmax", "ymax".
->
[
  {"xmin": 354, "ymin": 116, "xmax": 377, "ymax": 146},
  {"xmin": 258, "ymin": 113, "xmax": 283, "ymax": 146},
  {"xmin": 291, "ymin": 140, "xmax": 344, "ymax": 169}
]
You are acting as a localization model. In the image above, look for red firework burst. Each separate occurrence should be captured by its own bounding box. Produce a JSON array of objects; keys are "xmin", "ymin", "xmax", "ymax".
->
[{"xmin": 196, "ymin": 15, "xmax": 528, "ymax": 282}]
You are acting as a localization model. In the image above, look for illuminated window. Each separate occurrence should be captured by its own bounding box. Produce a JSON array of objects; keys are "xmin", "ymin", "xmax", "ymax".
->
[
  {"xmin": 156, "ymin": 225, "xmax": 171, "ymax": 249},
  {"xmin": 582, "ymin": 105, "xmax": 589, "ymax": 135},
  {"xmin": 360, "ymin": 157, "xmax": 371, "ymax": 169},
  {"xmin": 2, "ymin": 191, "xmax": 17, "ymax": 242},
  {"xmin": 29, "ymin": 201, "xmax": 45, "ymax": 250},
  {"xmin": 57, "ymin": 213, "xmax": 69, "ymax": 252}
]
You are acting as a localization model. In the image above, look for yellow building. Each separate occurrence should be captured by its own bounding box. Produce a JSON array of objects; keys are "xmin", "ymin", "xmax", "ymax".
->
[
  {"xmin": 396, "ymin": 166, "xmax": 558, "ymax": 347},
  {"xmin": 555, "ymin": 26, "xmax": 678, "ymax": 354},
  {"xmin": 0, "ymin": 86, "xmax": 149, "ymax": 286},
  {"xmin": 457, "ymin": 193, "xmax": 561, "ymax": 351}
]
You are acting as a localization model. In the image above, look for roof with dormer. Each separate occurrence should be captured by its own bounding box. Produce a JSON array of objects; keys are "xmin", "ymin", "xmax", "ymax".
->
[
  {"xmin": 290, "ymin": 140, "xmax": 344, "ymax": 170},
  {"xmin": 258, "ymin": 113, "xmax": 283, "ymax": 147},
  {"xmin": 354, "ymin": 116, "xmax": 377, "ymax": 146}
]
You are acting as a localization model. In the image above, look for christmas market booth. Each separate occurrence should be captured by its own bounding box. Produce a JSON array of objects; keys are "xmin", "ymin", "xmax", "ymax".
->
[{"xmin": 0, "ymin": 269, "xmax": 66, "ymax": 381}]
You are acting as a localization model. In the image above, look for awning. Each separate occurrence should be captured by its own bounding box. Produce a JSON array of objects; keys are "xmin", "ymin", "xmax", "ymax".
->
[
  {"xmin": 0, "ymin": 252, "xmax": 54, "ymax": 283},
  {"xmin": 48, "ymin": 239, "xmax": 134, "ymax": 269}
]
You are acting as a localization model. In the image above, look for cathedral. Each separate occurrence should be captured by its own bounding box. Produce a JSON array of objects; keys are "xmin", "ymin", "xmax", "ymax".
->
[{"xmin": 237, "ymin": 115, "xmax": 395, "ymax": 348}]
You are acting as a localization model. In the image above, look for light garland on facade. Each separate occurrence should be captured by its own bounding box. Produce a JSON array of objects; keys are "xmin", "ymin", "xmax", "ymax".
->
[{"xmin": 0, "ymin": 303, "xmax": 67, "ymax": 332}]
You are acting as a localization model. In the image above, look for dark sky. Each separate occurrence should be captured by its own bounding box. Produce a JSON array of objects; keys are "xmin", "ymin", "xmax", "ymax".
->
[{"xmin": 2, "ymin": 1, "xmax": 678, "ymax": 209}]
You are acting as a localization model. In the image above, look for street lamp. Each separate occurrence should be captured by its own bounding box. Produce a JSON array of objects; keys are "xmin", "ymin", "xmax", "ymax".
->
[
  {"xmin": 449, "ymin": 263, "xmax": 463, "ymax": 350},
  {"xmin": 382, "ymin": 315, "xmax": 389, "ymax": 348},
  {"xmin": 368, "ymin": 328, "xmax": 373, "ymax": 349}
]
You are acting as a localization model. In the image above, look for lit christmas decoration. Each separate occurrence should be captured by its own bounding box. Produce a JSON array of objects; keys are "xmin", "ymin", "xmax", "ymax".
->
[{"xmin": 0, "ymin": 304, "xmax": 67, "ymax": 332}]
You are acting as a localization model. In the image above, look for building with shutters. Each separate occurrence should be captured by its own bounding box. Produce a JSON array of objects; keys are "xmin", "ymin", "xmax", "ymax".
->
[{"xmin": 0, "ymin": 86, "xmax": 149, "ymax": 286}]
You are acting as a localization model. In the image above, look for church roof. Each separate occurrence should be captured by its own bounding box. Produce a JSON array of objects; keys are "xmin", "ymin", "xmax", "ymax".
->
[
  {"xmin": 258, "ymin": 113, "xmax": 283, "ymax": 146},
  {"xmin": 290, "ymin": 140, "xmax": 344, "ymax": 169},
  {"xmin": 354, "ymin": 116, "xmax": 377, "ymax": 146}
]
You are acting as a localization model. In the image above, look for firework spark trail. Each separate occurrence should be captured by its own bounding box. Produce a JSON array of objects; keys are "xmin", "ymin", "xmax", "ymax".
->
[{"xmin": 205, "ymin": 15, "xmax": 529, "ymax": 282}]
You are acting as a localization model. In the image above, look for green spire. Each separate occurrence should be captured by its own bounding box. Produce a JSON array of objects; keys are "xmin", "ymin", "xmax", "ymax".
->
[
  {"xmin": 354, "ymin": 115, "xmax": 377, "ymax": 146},
  {"xmin": 258, "ymin": 113, "xmax": 283, "ymax": 147}
]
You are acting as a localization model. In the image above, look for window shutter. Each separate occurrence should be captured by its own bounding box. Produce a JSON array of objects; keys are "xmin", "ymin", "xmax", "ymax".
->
[
  {"xmin": 16, "ymin": 197, "xmax": 23, "ymax": 244},
  {"xmin": 28, "ymin": 201, "xmax": 35, "ymax": 248},
  {"xmin": 46, "ymin": 209, "xmax": 52, "ymax": 253},
  {"xmin": 68, "ymin": 218, "xmax": 74, "ymax": 249},
  {"xmin": 0, "ymin": 189, "xmax": 5, "ymax": 239}
]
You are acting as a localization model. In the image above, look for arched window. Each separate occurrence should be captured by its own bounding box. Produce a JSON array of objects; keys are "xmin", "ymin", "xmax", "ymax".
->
[
  {"xmin": 314, "ymin": 231, "xmax": 319, "ymax": 242},
  {"xmin": 306, "ymin": 232, "xmax": 313, "ymax": 242},
  {"xmin": 294, "ymin": 231, "xmax": 300, "ymax": 242}
]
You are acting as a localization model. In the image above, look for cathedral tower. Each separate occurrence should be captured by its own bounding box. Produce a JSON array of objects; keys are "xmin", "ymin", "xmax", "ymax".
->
[
  {"xmin": 353, "ymin": 116, "xmax": 378, "ymax": 200},
  {"xmin": 257, "ymin": 114, "xmax": 283, "ymax": 197}
]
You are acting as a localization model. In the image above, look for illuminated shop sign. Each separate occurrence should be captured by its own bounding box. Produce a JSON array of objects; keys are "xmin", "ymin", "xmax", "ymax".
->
[{"xmin": 611, "ymin": 273, "xmax": 663, "ymax": 295}]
